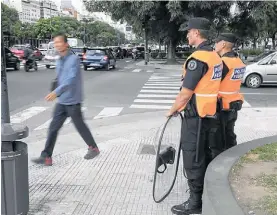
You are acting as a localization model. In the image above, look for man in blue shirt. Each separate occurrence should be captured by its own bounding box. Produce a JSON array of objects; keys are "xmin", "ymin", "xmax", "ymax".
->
[{"xmin": 32, "ymin": 33, "xmax": 99, "ymax": 166}]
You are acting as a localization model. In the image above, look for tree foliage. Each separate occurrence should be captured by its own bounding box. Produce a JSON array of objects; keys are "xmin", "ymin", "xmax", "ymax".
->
[
  {"xmin": 1, "ymin": 3, "xmax": 20, "ymax": 36},
  {"xmin": 83, "ymin": 1, "xmax": 232, "ymax": 62}
]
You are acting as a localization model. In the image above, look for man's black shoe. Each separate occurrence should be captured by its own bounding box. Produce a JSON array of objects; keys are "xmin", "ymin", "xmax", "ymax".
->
[{"xmin": 171, "ymin": 193, "xmax": 202, "ymax": 215}]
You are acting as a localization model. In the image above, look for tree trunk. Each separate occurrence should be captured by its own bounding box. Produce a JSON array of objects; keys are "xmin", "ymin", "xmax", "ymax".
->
[
  {"xmin": 159, "ymin": 38, "xmax": 161, "ymax": 52},
  {"xmin": 252, "ymin": 38, "xmax": 257, "ymax": 49},
  {"xmin": 166, "ymin": 38, "xmax": 176, "ymax": 64},
  {"xmin": 272, "ymin": 33, "xmax": 276, "ymax": 50}
]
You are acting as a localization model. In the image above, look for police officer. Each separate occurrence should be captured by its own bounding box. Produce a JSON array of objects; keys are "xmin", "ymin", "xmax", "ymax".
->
[
  {"xmin": 166, "ymin": 17, "xmax": 223, "ymax": 215},
  {"xmin": 214, "ymin": 33, "xmax": 246, "ymax": 150}
]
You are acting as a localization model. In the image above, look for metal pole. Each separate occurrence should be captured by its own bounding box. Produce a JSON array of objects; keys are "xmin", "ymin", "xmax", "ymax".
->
[
  {"xmin": 1, "ymin": 32, "xmax": 11, "ymax": 124},
  {"xmin": 144, "ymin": 27, "xmax": 148, "ymax": 65},
  {"xmin": 50, "ymin": 2, "xmax": 52, "ymax": 40}
]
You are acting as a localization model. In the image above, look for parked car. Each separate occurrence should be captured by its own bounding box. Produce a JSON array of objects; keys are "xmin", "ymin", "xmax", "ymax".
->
[
  {"xmin": 82, "ymin": 48, "xmax": 116, "ymax": 71},
  {"xmin": 242, "ymin": 51, "xmax": 277, "ymax": 88},
  {"xmin": 10, "ymin": 45, "xmax": 43, "ymax": 60},
  {"xmin": 43, "ymin": 49, "xmax": 76, "ymax": 69},
  {"xmin": 71, "ymin": 47, "xmax": 85, "ymax": 61},
  {"xmin": 38, "ymin": 43, "xmax": 48, "ymax": 56},
  {"xmin": 10, "ymin": 45, "xmax": 25, "ymax": 60},
  {"xmin": 33, "ymin": 48, "xmax": 43, "ymax": 61},
  {"xmin": 4, "ymin": 47, "xmax": 20, "ymax": 71},
  {"xmin": 248, "ymin": 50, "xmax": 276, "ymax": 63}
]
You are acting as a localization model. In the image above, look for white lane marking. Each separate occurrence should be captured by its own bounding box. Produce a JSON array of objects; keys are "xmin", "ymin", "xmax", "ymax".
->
[
  {"xmin": 138, "ymin": 94, "xmax": 177, "ymax": 98},
  {"xmin": 145, "ymin": 83, "xmax": 181, "ymax": 86},
  {"xmin": 134, "ymin": 99, "xmax": 174, "ymax": 104},
  {"xmin": 140, "ymin": 89, "xmax": 179, "ymax": 94},
  {"xmin": 146, "ymin": 70, "xmax": 154, "ymax": 73},
  {"xmin": 34, "ymin": 107, "xmax": 87, "ymax": 131},
  {"xmin": 130, "ymin": 104, "xmax": 171, "ymax": 109},
  {"xmin": 146, "ymin": 81, "xmax": 181, "ymax": 84},
  {"xmin": 149, "ymin": 77, "xmax": 179, "ymax": 80},
  {"xmin": 11, "ymin": 107, "xmax": 48, "ymax": 124},
  {"xmin": 242, "ymin": 93, "xmax": 277, "ymax": 95},
  {"xmin": 126, "ymin": 60, "xmax": 131, "ymax": 63},
  {"xmin": 132, "ymin": 69, "xmax": 142, "ymax": 73},
  {"xmin": 93, "ymin": 107, "xmax": 123, "ymax": 119},
  {"xmin": 242, "ymin": 100, "xmax": 251, "ymax": 108},
  {"xmin": 124, "ymin": 66, "xmax": 132, "ymax": 69},
  {"xmin": 142, "ymin": 86, "xmax": 179, "ymax": 89}
]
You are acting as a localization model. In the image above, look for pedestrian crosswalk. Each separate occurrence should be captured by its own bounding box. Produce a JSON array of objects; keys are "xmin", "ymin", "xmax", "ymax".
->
[
  {"xmin": 10, "ymin": 105, "xmax": 125, "ymax": 133},
  {"xmin": 123, "ymin": 67, "xmax": 154, "ymax": 73},
  {"xmin": 20, "ymin": 62, "xmax": 45, "ymax": 68},
  {"xmin": 130, "ymin": 72, "xmax": 181, "ymax": 110},
  {"xmin": 130, "ymin": 72, "xmax": 252, "ymax": 110}
]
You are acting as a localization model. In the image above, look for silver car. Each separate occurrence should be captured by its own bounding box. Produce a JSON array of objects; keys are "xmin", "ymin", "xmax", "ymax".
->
[{"xmin": 242, "ymin": 51, "xmax": 277, "ymax": 88}]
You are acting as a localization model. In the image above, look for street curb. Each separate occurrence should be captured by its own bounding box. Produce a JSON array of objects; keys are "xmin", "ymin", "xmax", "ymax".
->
[{"xmin": 202, "ymin": 135, "xmax": 277, "ymax": 215}]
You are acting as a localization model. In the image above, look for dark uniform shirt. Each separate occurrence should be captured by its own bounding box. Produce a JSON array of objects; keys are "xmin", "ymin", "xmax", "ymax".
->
[
  {"xmin": 221, "ymin": 51, "xmax": 238, "ymax": 80},
  {"xmin": 182, "ymin": 41, "xmax": 213, "ymax": 90}
]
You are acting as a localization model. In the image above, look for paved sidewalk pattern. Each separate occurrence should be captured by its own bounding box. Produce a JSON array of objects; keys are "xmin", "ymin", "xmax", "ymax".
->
[{"xmin": 27, "ymin": 107, "xmax": 277, "ymax": 215}]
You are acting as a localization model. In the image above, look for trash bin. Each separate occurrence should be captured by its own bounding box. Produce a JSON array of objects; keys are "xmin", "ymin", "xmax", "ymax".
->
[{"xmin": 1, "ymin": 141, "xmax": 29, "ymax": 215}]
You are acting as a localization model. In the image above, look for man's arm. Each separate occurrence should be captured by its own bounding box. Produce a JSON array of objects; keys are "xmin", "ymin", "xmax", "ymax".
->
[
  {"xmin": 221, "ymin": 61, "xmax": 229, "ymax": 80},
  {"xmin": 54, "ymin": 56, "xmax": 79, "ymax": 97},
  {"xmin": 167, "ymin": 58, "xmax": 207, "ymax": 116}
]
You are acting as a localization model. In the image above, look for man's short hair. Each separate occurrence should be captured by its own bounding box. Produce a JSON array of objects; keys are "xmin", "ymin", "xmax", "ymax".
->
[
  {"xmin": 53, "ymin": 33, "xmax": 68, "ymax": 43},
  {"xmin": 198, "ymin": 30, "xmax": 210, "ymax": 40}
]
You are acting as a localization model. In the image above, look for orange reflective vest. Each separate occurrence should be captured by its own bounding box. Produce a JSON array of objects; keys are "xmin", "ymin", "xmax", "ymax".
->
[
  {"xmin": 218, "ymin": 56, "xmax": 246, "ymax": 110},
  {"xmin": 181, "ymin": 51, "xmax": 223, "ymax": 118}
]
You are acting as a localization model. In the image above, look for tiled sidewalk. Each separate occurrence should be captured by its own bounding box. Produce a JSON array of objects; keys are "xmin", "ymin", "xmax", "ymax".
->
[{"xmin": 27, "ymin": 107, "xmax": 277, "ymax": 215}]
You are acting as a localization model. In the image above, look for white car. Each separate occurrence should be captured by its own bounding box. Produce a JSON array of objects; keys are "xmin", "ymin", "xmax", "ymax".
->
[{"xmin": 242, "ymin": 51, "xmax": 277, "ymax": 88}]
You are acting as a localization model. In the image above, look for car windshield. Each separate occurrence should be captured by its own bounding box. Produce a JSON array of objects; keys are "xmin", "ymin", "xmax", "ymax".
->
[
  {"xmin": 258, "ymin": 53, "xmax": 276, "ymax": 65},
  {"xmin": 71, "ymin": 48, "xmax": 83, "ymax": 53},
  {"xmin": 87, "ymin": 50, "xmax": 105, "ymax": 56},
  {"xmin": 12, "ymin": 45, "xmax": 25, "ymax": 50},
  {"xmin": 39, "ymin": 44, "xmax": 48, "ymax": 49},
  {"xmin": 46, "ymin": 49, "xmax": 59, "ymax": 56},
  {"xmin": 252, "ymin": 51, "xmax": 275, "ymax": 62}
]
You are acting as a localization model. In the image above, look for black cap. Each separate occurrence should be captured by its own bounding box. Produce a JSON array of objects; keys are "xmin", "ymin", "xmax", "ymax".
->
[
  {"xmin": 215, "ymin": 33, "xmax": 237, "ymax": 43},
  {"xmin": 179, "ymin": 17, "xmax": 211, "ymax": 31}
]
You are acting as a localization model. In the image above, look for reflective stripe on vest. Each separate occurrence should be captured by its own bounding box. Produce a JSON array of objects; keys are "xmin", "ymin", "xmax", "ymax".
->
[
  {"xmin": 219, "ymin": 56, "xmax": 246, "ymax": 109},
  {"xmin": 182, "ymin": 50, "xmax": 222, "ymax": 117}
]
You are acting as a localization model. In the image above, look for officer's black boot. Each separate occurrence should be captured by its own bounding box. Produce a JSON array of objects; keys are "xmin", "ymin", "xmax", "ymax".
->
[{"xmin": 171, "ymin": 192, "xmax": 202, "ymax": 215}]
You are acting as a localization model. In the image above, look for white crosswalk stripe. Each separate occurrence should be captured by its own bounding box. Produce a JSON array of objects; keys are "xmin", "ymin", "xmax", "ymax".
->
[
  {"xmin": 132, "ymin": 69, "xmax": 142, "ymax": 72},
  {"xmin": 10, "ymin": 106, "xmax": 124, "ymax": 133},
  {"xmin": 130, "ymin": 72, "xmax": 181, "ymax": 110},
  {"xmin": 20, "ymin": 62, "xmax": 45, "ymax": 68},
  {"xmin": 130, "ymin": 72, "xmax": 252, "ymax": 110}
]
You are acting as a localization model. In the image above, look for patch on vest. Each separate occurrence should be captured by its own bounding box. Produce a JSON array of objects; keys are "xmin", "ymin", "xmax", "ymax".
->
[
  {"xmin": 187, "ymin": 60, "xmax": 197, "ymax": 70},
  {"xmin": 211, "ymin": 64, "xmax": 222, "ymax": 80},
  {"xmin": 231, "ymin": 67, "xmax": 246, "ymax": 80}
]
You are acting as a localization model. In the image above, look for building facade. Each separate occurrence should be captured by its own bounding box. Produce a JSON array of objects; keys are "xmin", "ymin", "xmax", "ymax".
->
[
  {"xmin": 18, "ymin": 0, "xmax": 41, "ymax": 23},
  {"xmin": 40, "ymin": 0, "xmax": 59, "ymax": 19}
]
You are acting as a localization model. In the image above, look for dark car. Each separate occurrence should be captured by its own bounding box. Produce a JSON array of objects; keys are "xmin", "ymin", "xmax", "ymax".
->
[
  {"xmin": 4, "ymin": 47, "xmax": 20, "ymax": 70},
  {"xmin": 71, "ymin": 47, "xmax": 85, "ymax": 61},
  {"xmin": 82, "ymin": 48, "xmax": 116, "ymax": 71}
]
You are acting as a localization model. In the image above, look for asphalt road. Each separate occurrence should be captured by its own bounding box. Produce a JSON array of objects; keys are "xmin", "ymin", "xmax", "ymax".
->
[{"xmin": 6, "ymin": 59, "xmax": 277, "ymax": 134}]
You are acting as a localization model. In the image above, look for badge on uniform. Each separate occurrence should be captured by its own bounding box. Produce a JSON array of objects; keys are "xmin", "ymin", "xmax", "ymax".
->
[
  {"xmin": 231, "ymin": 67, "xmax": 246, "ymax": 80},
  {"xmin": 211, "ymin": 64, "xmax": 222, "ymax": 80},
  {"xmin": 187, "ymin": 60, "xmax": 197, "ymax": 70}
]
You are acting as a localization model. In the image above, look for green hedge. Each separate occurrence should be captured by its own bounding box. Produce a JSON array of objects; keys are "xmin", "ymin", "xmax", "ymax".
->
[{"xmin": 240, "ymin": 49, "xmax": 264, "ymax": 56}]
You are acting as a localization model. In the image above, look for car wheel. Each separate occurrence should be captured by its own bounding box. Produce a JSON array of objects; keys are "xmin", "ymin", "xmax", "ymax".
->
[
  {"xmin": 246, "ymin": 74, "xmax": 262, "ymax": 88},
  {"xmin": 34, "ymin": 62, "xmax": 38, "ymax": 71},
  {"xmin": 14, "ymin": 62, "xmax": 20, "ymax": 71},
  {"xmin": 105, "ymin": 63, "xmax": 110, "ymax": 71},
  {"xmin": 112, "ymin": 64, "xmax": 116, "ymax": 69},
  {"xmin": 46, "ymin": 65, "xmax": 50, "ymax": 69},
  {"xmin": 84, "ymin": 65, "xmax": 88, "ymax": 71}
]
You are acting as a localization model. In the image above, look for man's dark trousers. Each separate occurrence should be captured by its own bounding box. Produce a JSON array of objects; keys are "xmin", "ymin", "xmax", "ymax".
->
[
  {"xmin": 221, "ymin": 110, "xmax": 238, "ymax": 150},
  {"xmin": 181, "ymin": 116, "xmax": 222, "ymax": 194},
  {"xmin": 41, "ymin": 103, "xmax": 97, "ymax": 157}
]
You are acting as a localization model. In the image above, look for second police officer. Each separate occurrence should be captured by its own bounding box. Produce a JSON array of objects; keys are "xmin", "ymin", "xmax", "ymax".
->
[
  {"xmin": 166, "ymin": 17, "xmax": 223, "ymax": 215},
  {"xmin": 214, "ymin": 33, "xmax": 246, "ymax": 150}
]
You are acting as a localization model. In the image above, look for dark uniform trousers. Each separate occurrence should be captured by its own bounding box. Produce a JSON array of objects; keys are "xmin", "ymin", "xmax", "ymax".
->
[
  {"xmin": 220, "ymin": 110, "xmax": 238, "ymax": 150},
  {"xmin": 181, "ymin": 115, "xmax": 222, "ymax": 194}
]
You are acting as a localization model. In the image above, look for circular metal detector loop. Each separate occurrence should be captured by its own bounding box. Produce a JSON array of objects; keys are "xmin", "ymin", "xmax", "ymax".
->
[{"xmin": 152, "ymin": 112, "xmax": 183, "ymax": 203}]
